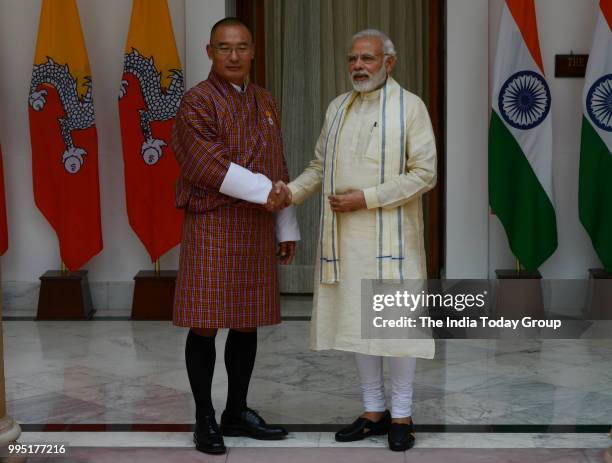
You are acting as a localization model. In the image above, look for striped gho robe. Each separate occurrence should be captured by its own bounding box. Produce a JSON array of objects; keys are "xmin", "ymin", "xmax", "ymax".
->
[{"xmin": 172, "ymin": 71, "xmax": 289, "ymax": 328}]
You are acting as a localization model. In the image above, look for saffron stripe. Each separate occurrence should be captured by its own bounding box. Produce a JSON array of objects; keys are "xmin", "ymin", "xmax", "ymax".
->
[
  {"xmin": 602, "ymin": 0, "xmax": 612, "ymax": 29},
  {"xmin": 505, "ymin": 0, "xmax": 545, "ymax": 73}
]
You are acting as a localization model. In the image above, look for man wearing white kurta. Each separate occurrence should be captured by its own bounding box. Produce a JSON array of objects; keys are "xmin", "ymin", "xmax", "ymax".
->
[{"xmin": 271, "ymin": 29, "xmax": 436, "ymax": 452}]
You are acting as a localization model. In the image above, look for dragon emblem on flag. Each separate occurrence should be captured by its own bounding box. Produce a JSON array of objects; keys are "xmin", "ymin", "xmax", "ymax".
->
[
  {"xmin": 119, "ymin": 48, "xmax": 184, "ymax": 166},
  {"xmin": 28, "ymin": 58, "xmax": 95, "ymax": 174}
]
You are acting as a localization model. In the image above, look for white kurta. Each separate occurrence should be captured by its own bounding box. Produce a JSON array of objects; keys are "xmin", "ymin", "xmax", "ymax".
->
[{"xmin": 289, "ymin": 86, "xmax": 437, "ymax": 358}]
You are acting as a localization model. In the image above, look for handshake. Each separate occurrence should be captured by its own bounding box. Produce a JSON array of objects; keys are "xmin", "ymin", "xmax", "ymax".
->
[{"xmin": 265, "ymin": 181, "xmax": 292, "ymax": 212}]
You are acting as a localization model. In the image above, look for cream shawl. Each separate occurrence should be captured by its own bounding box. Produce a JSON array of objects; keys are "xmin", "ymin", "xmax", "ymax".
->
[{"xmin": 320, "ymin": 76, "xmax": 408, "ymax": 284}]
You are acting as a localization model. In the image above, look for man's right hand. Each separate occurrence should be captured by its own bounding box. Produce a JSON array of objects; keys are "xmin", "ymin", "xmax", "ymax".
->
[{"xmin": 266, "ymin": 181, "xmax": 292, "ymax": 212}]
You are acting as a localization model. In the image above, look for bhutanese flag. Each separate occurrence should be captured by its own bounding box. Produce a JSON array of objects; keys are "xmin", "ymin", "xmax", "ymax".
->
[
  {"xmin": 489, "ymin": 0, "xmax": 557, "ymax": 271},
  {"xmin": 119, "ymin": 0, "xmax": 184, "ymax": 263},
  {"xmin": 28, "ymin": 0, "xmax": 102, "ymax": 271},
  {"xmin": 0, "ymin": 145, "xmax": 8, "ymax": 256},
  {"xmin": 579, "ymin": 0, "xmax": 612, "ymax": 272}
]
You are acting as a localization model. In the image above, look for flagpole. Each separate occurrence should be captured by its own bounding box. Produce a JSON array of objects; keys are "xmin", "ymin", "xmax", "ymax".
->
[
  {"xmin": 61, "ymin": 261, "xmax": 68, "ymax": 275},
  {"xmin": 154, "ymin": 259, "xmax": 160, "ymax": 276},
  {"xmin": 515, "ymin": 258, "xmax": 521, "ymax": 275}
]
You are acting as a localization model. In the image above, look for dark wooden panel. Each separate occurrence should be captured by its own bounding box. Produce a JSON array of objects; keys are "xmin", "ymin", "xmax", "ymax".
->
[
  {"xmin": 37, "ymin": 270, "xmax": 95, "ymax": 320},
  {"xmin": 494, "ymin": 269, "xmax": 545, "ymax": 319},
  {"xmin": 131, "ymin": 270, "xmax": 177, "ymax": 320},
  {"xmin": 236, "ymin": 0, "xmax": 266, "ymax": 85},
  {"xmin": 427, "ymin": 0, "xmax": 445, "ymax": 278},
  {"xmin": 587, "ymin": 268, "xmax": 612, "ymax": 319}
]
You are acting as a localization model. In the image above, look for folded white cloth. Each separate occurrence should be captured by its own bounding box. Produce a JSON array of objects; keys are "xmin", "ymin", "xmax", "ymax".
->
[{"xmin": 275, "ymin": 205, "xmax": 301, "ymax": 242}]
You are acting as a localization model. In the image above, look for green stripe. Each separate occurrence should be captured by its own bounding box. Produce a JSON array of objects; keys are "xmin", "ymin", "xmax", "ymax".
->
[
  {"xmin": 579, "ymin": 117, "xmax": 612, "ymax": 272},
  {"xmin": 489, "ymin": 111, "xmax": 558, "ymax": 271}
]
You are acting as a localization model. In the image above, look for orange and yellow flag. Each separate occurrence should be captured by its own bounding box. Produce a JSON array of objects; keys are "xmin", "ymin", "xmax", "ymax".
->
[
  {"xmin": 28, "ymin": 0, "xmax": 102, "ymax": 270},
  {"xmin": 119, "ymin": 0, "xmax": 184, "ymax": 263}
]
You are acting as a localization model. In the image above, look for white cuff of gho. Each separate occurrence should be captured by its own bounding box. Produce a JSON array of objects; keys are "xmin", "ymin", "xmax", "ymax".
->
[
  {"xmin": 219, "ymin": 162, "xmax": 273, "ymax": 204},
  {"xmin": 275, "ymin": 205, "xmax": 301, "ymax": 242}
]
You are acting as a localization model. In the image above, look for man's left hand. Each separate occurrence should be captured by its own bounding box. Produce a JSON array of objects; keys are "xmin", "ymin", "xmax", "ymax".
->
[
  {"xmin": 277, "ymin": 241, "xmax": 296, "ymax": 265},
  {"xmin": 329, "ymin": 190, "xmax": 367, "ymax": 212}
]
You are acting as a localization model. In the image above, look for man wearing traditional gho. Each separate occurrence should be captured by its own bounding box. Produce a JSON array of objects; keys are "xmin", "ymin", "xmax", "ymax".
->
[
  {"xmin": 272, "ymin": 29, "xmax": 437, "ymax": 451},
  {"xmin": 172, "ymin": 17, "xmax": 300, "ymax": 455}
]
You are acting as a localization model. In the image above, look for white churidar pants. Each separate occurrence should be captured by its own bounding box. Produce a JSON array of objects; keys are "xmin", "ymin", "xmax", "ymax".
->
[{"xmin": 354, "ymin": 353, "xmax": 416, "ymax": 418}]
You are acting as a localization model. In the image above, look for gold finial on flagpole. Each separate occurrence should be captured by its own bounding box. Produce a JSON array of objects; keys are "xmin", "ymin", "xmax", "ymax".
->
[{"xmin": 154, "ymin": 259, "xmax": 160, "ymax": 276}]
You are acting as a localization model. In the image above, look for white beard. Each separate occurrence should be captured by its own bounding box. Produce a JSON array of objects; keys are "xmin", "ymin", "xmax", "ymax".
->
[{"xmin": 351, "ymin": 64, "xmax": 388, "ymax": 93}]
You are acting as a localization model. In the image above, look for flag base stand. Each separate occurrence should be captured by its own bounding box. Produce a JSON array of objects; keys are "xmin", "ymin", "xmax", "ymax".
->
[
  {"xmin": 131, "ymin": 270, "xmax": 177, "ymax": 320},
  {"xmin": 36, "ymin": 270, "xmax": 95, "ymax": 320},
  {"xmin": 494, "ymin": 269, "xmax": 545, "ymax": 319},
  {"xmin": 586, "ymin": 268, "xmax": 612, "ymax": 319}
]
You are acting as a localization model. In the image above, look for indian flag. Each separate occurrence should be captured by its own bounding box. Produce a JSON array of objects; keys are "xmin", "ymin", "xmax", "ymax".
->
[
  {"xmin": 579, "ymin": 0, "xmax": 612, "ymax": 272},
  {"xmin": 489, "ymin": 0, "xmax": 557, "ymax": 271}
]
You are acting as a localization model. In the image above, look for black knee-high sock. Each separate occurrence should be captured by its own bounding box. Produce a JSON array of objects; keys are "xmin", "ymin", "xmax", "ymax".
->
[
  {"xmin": 224, "ymin": 329, "xmax": 257, "ymax": 415},
  {"xmin": 185, "ymin": 329, "xmax": 216, "ymax": 421}
]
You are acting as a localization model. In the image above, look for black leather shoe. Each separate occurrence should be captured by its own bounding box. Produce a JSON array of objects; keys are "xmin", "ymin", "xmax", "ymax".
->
[
  {"xmin": 335, "ymin": 410, "xmax": 391, "ymax": 442},
  {"xmin": 193, "ymin": 415, "xmax": 226, "ymax": 455},
  {"xmin": 221, "ymin": 407, "xmax": 288, "ymax": 440},
  {"xmin": 387, "ymin": 419, "xmax": 416, "ymax": 451}
]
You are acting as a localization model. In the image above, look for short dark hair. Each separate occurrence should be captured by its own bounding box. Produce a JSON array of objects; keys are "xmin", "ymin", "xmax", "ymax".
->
[{"xmin": 210, "ymin": 17, "xmax": 253, "ymax": 44}]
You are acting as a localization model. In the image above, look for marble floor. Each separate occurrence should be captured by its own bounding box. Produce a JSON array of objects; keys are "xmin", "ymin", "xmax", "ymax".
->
[
  {"xmin": 2, "ymin": 295, "xmax": 611, "ymax": 455},
  {"xmin": 14, "ymin": 430, "xmax": 612, "ymax": 448},
  {"xmin": 3, "ymin": 447, "xmax": 610, "ymax": 463},
  {"xmin": 3, "ymin": 447, "xmax": 611, "ymax": 463}
]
